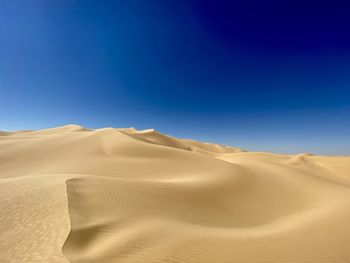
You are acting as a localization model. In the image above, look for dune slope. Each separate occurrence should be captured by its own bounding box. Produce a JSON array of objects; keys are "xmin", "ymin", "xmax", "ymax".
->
[{"xmin": 0, "ymin": 125, "xmax": 350, "ymax": 262}]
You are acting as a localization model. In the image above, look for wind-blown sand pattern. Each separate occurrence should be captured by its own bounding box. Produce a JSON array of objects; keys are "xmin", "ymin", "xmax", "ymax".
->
[{"xmin": 1, "ymin": 125, "xmax": 350, "ymax": 262}]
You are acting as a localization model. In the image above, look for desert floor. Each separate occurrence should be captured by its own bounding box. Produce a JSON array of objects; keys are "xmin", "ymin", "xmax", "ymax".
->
[{"xmin": 1, "ymin": 125, "xmax": 350, "ymax": 263}]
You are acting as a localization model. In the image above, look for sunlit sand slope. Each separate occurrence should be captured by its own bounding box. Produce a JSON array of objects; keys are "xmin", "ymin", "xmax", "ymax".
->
[{"xmin": 0, "ymin": 125, "xmax": 350, "ymax": 262}]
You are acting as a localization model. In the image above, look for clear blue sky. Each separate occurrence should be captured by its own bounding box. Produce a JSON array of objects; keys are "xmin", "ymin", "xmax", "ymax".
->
[{"xmin": 1, "ymin": 0, "xmax": 349, "ymax": 154}]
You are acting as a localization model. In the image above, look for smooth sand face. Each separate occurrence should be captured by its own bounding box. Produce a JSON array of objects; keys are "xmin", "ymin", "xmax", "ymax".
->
[{"xmin": 1, "ymin": 125, "xmax": 350, "ymax": 262}]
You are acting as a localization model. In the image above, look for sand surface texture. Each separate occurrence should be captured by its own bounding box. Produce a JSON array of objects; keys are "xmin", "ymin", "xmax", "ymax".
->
[{"xmin": 1, "ymin": 125, "xmax": 350, "ymax": 263}]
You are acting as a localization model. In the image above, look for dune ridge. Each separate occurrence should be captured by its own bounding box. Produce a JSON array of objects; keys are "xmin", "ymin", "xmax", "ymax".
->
[{"xmin": 1, "ymin": 125, "xmax": 350, "ymax": 262}]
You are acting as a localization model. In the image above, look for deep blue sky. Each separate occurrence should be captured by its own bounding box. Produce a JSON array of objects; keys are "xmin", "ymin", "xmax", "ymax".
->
[{"xmin": 1, "ymin": 0, "xmax": 350, "ymax": 154}]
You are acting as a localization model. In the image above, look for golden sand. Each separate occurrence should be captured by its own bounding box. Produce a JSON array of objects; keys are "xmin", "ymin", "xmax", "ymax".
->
[{"xmin": 1, "ymin": 125, "xmax": 350, "ymax": 262}]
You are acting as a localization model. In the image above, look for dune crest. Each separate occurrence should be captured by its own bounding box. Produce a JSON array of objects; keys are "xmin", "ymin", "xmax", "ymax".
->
[{"xmin": 1, "ymin": 125, "xmax": 350, "ymax": 262}]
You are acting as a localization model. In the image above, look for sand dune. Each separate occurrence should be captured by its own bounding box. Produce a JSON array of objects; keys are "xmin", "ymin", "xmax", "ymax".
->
[{"xmin": 1, "ymin": 125, "xmax": 350, "ymax": 262}]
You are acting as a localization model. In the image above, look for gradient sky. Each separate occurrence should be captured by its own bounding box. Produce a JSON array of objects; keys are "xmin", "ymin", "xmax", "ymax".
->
[{"xmin": 1, "ymin": 0, "xmax": 350, "ymax": 154}]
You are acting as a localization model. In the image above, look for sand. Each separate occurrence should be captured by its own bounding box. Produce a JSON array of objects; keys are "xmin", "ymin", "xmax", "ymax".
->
[{"xmin": 1, "ymin": 125, "xmax": 350, "ymax": 263}]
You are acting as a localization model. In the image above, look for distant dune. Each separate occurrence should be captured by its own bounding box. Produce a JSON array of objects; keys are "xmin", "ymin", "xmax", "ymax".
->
[{"xmin": 1, "ymin": 125, "xmax": 350, "ymax": 263}]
